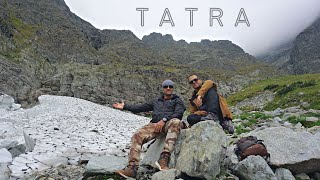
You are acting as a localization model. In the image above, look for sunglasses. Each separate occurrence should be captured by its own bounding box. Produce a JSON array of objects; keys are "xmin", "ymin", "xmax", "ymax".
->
[
  {"xmin": 163, "ymin": 85, "xmax": 174, "ymax": 89},
  {"xmin": 189, "ymin": 78, "xmax": 198, "ymax": 84}
]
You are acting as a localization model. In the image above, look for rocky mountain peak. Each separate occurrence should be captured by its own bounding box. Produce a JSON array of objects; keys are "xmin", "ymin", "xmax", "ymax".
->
[{"xmin": 142, "ymin": 32, "xmax": 175, "ymax": 45}]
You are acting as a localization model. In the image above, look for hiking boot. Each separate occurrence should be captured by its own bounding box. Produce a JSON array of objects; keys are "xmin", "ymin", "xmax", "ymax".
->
[
  {"xmin": 116, "ymin": 165, "xmax": 137, "ymax": 178},
  {"xmin": 222, "ymin": 120, "xmax": 234, "ymax": 134},
  {"xmin": 155, "ymin": 152, "xmax": 170, "ymax": 171}
]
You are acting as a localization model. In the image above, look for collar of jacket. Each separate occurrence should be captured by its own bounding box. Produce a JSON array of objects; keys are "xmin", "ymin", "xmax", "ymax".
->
[{"xmin": 158, "ymin": 94, "xmax": 179, "ymax": 101}]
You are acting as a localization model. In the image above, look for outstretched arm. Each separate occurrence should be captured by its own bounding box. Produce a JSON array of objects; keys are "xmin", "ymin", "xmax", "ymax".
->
[{"xmin": 122, "ymin": 100, "xmax": 154, "ymax": 113}]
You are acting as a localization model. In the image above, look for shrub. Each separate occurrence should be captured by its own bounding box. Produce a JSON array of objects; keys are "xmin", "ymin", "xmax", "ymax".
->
[{"xmin": 264, "ymin": 84, "xmax": 279, "ymax": 90}]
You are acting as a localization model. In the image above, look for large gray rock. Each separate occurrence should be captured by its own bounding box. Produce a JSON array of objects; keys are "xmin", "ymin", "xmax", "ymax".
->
[
  {"xmin": 151, "ymin": 169, "xmax": 181, "ymax": 180},
  {"xmin": 173, "ymin": 121, "xmax": 227, "ymax": 179},
  {"xmin": 85, "ymin": 156, "xmax": 127, "ymax": 175},
  {"xmin": 275, "ymin": 168, "xmax": 295, "ymax": 180},
  {"xmin": 140, "ymin": 136, "xmax": 167, "ymax": 168},
  {"xmin": 0, "ymin": 148, "xmax": 12, "ymax": 163},
  {"xmin": 248, "ymin": 127, "xmax": 320, "ymax": 174},
  {"xmin": 235, "ymin": 156, "xmax": 277, "ymax": 180},
  {"xmin": 223, "ymin": 144, "xmax": 239, "ymax": 171},
  {"xmin": 0, "ymin": 163, "xmax": 10, "ymax": 180}
]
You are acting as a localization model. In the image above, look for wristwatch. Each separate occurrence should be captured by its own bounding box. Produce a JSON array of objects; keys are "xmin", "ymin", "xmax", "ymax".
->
[{"xmin": 162, "ymin": 118, "xmax": 168, "ymax": 122}]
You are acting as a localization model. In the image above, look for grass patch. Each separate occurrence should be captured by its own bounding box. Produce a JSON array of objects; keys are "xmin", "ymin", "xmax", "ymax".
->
[
  {"xmin": 286, "ymin": 116, "xmax": 320, "ymax": 128},
  {"xmin": 236, "ymin": 112, "xmax": 272, "ymax": 121},
  {"xmin": 235, "ymin": 124, "xmax": 251, "ymax": 135},
  {"xmin": 227, "ymin": 74, "xmax": 320, "ymax": 110}
]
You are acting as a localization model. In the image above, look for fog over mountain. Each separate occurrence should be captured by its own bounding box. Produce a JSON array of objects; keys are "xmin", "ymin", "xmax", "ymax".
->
[{"xmin": 65, "ymin": 0, "xmax": 320, "ymax": 56}]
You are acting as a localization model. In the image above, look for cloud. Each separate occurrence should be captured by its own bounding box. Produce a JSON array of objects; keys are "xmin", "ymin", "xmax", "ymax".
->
[{"xmin": 65, "ymin": 0, "xmax": 320, "ymax": 56}]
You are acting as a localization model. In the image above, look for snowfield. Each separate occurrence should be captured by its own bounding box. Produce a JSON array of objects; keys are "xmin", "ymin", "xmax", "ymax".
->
[{"xmin": 0, "ymin": 95, "xmax": 149, "ymax": 178}]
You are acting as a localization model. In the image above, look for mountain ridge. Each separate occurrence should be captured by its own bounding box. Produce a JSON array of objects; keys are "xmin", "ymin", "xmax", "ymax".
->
[{"xmin": 0, "ymin": 0, "xmax": 279, "ymax": 107}]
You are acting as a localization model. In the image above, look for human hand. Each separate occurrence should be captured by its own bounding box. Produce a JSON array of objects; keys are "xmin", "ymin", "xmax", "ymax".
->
[
  {"xmin": 113, "ymin": 102, "xmax": 125, "ymax": 110},
  {"xmin": 194, "ymin": 110, "xmax": 208, "ymax": 116},
  {"xmin": 154, "ymin": 120, "xmax": 165, "ymax": 133},
  {"xmin": 193, "ymin": 95, "xmax": 202, "ymax": 107}
]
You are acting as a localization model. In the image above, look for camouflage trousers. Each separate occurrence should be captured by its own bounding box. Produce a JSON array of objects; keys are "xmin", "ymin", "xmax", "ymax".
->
[{"xmin": 128, "ymin": 118, "xmax": 181, "ymax": 166}]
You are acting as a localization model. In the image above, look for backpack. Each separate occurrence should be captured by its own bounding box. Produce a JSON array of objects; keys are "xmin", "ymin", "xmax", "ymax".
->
[
  {"xmin": 218, "ymin": 93, "xmax": 233, "ymax": 120},
  {"xmin": 234, "ymin": 136, "xmax": 270, "ymax": 161}
]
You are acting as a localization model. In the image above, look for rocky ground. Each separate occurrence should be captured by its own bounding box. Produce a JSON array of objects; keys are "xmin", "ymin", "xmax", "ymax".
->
[{"xmin": 1, "ymin": 93, "xmax": 320, "ymax": 180}]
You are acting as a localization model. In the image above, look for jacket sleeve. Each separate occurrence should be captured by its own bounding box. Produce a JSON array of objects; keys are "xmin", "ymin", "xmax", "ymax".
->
[
  {"xmin": 123, "ymin": 99, "xmax": 154, "ymax": 113},
  {"xmin": 167, "ymin": 98, "xmax": 186, "ymax": 120},
  {"xmin": 196, "ymin": 80, "xmax": 217, "ymax": 98}
]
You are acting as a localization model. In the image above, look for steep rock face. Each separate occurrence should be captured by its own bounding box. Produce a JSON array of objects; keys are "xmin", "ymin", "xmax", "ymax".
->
[
  {"xmin": 142, "ymin": 32, "xmax": 268, "ymax": 74},
  {"xmin": 259, "ymin": 42, "xmax": 293, "ymax": 68},
  {"xmin": 260, "ymin": 17, "xmax": 320, "ymax": 74},
  {"xmin": 286, "ymin": 17, "xmax": 320, "ymax": 74}
]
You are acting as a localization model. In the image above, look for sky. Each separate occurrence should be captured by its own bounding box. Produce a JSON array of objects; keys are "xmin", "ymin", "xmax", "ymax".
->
[{"xmin": 64, "ymin": 0, "xmax": 320, "ymax": 56}]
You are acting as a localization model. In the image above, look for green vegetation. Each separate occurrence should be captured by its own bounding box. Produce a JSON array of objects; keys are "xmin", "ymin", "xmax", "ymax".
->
[
  {"xmin": 234, "ymin": 112, "xmax": 273, "ymax": 135},
  {"xmin": 228, "ymin": 74, "xmax": 320, "ymax": 110},
  {"xmin": 235, "ymin": 124, "xmax": 251, "ymax": 135},
  {"xmin": 0, "ymin": 8, "xmax": 38, "ymax": 63},
  {"xmin": 235, "ymin": 112, "xmax": 272, "ymax": 121},
  {"xmin": 284, "ymin": 112, "xmax": 320, "ymax": 128}
]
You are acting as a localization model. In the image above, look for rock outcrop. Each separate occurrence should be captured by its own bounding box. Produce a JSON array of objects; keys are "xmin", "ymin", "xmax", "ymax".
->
[
  {"xmin": 141, "ymin": 121, "xmax": 227, "ymax": 180},
  {"xmin": 235, "ymin": 156, "xmax": 277, "ymax": 180},
  {"xmin": 248, "ymin": 127, "xmax": 320, "ymax": 174},
  {"xmin": 260, "ymin": 17, "xmax": 320, "ymax": 74},
  {"xmin": 275, "ymin": 168, "xmax": 295, "ymax": 180},
  {"xmin": 84, "ymin": 156, "xmax": 127, "ymax": 175}
]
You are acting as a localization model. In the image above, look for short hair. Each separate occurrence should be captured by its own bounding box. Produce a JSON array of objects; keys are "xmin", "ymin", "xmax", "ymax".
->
[{"xmin": 187, "ymin": 74, "xmax": 198, "ymax": 79}]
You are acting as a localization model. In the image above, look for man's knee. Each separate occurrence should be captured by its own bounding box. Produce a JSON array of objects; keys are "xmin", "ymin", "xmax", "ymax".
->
[
  {"xmin": 187, "ymin": 114, "xmax": 202, "ymax": 126},
  {"xmin": 169, "ymin": 118, "xmax": 181, "ymax": 126},
  {"xmin": 131, "ymin": 131, "xmax": 142, "ymax": 143}
]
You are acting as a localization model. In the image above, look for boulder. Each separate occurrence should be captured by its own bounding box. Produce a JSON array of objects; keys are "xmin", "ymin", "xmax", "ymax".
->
[
  {"xmin": 248, "ymin": 127, "xmax": 320, "ymax": 174},
  {"xmin": 85, "ymin": 156, "xmax": 127, "ymax": 175},
  {"xmin": 173, "ymin": 121, "xmax": 227, "ymax": 179},
  {"xmin": 223, "ymin": 144, "xmax": 239, "ymax": 172},
  {"xmin": 0, "ymin": 148, "xmax": 12, "ymax": 163},
  {"xmin": 151, "ymin": 169, "xmax": 181, "ymax": 180},
  {"xmin": 275, "ymin": 168, "xmax": 295, "ymax": 180},
  {"xmin": 235, "ymin": 156, "xmax": 276, "ymax": 180},
  {"xmin": 141, "ymin": 121, "xmax": 227, "ymax": 179},
  {"xmin": 140, "ymin": 136, "xmax": 167, "ymax": 168}
]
